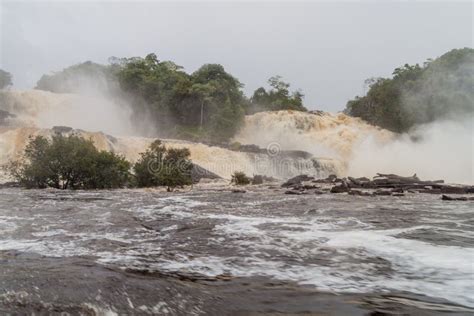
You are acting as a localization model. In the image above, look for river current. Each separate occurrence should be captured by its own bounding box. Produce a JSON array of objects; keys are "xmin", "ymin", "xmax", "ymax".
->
[{"xmin": 0, "ymin": 184, "xmax": 473, "ymax": 315}]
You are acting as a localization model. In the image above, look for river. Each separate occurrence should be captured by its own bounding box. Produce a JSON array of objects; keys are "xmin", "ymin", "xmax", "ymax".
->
[{"xmin": 1, "ymin": 184, "xmax": 473, "ymax": 315}]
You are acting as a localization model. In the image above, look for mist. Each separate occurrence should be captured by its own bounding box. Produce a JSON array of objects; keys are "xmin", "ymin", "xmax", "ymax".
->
[{"xmin": 348, "ymin": 118, "xmax": 473, "ymax": 184}]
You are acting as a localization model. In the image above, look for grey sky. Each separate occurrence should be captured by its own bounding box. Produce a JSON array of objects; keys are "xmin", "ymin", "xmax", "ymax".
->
[{"xmin": 1, "ymin": 1, "xmax": 472, "ymax": 111}]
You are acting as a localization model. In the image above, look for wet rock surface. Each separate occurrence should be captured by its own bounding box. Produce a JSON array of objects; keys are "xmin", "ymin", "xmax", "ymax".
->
[{"xmin": 282, "ymin": 173, "xmax": 474, "ymax": 199}]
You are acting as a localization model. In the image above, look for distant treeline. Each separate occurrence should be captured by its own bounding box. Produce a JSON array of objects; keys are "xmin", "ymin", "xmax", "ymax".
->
[
  {"xmin": 33, "ymin": 48, "xmax": 473, "ymax": 138},
  {"xmin": 35, "ymin": 54, "xmax": 306, "ymax": 142},
  {"xmin": 345, "ymin": 48, "xmax": 474, "ymax": 132}
]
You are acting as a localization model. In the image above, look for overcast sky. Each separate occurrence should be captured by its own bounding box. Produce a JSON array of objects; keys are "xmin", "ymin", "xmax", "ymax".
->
[{"xmin": 0, "ymin": 1, "xmax": 472, "ymax": 111}]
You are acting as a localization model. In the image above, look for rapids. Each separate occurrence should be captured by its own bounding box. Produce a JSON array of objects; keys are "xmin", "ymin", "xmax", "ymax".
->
[
  {"xmin": 1, "ymin": 186, "xmax": 473, "ymax": 314},
  {"xmin": 234, "ymin": 110, "xmax": 393, "ymax": 159}
]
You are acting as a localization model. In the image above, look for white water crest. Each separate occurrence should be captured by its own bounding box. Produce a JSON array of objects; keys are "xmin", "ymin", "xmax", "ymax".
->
[{"xmin": 235, "ymin": 110, "xmax": 473, "ymax": 183}]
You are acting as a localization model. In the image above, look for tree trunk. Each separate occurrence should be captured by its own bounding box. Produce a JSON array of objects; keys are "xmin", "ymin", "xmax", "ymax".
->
[{"xmin": 200, "ymin": 100, "xmax": 204, "ymax": 130}]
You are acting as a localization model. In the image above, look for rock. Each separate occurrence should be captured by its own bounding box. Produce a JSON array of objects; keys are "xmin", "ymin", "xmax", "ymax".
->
[
  {"xmin": 239, "ymin": 144, "xmax": 263, "ymax": 153},
  {"xmin": 348, "ymin": 189, "xmax": 372, "ymax": 196},
  {"xmin": 285, "ymin": 190, "xmax": 307, "ymax": 195},
  {"xmin": 281, "ymin": 175, "xmax": 315, "ymax": 188},
  {"xmin": 0, "ymin": 182, "xmax": 20, "ymax": 189},
  {"xmin": 376, "ymin": 173, "xmax": 420, "ymax": 182},
  {"xmin": 442, "ymin": 195, "xmax": 474, "ymax": 201},
  {"xmin": 232, "ymin": 189, "xmax": 246, "ymax": 193},
  {"xmin": 373, "ymin": 190, "xmax": 392, "ymax": 196},
  {"xmin": 52, "ymin": 126, "xmax": 74, "ymax": 134},
  {"xmin": 191, "ymin": 164, "xmax": 221, "ymax": 183},
  {"xmin": 440, "ymin": 186, "xmax": 467, "ymax": 194},
  {"xmin": 391, "ymin": 188, "xmax": 404, "ymax": 193},
  {"xmin": 348, "ymin": 177, "xmax": 360, "ymax": 186},
  {"xmin": 303, "ymin": 184, "xmax": 320, "ymax": 190},
  {"xmin": 330, "ymin": 184, "xmax": 349, "ymax": 193},
  {"xmin": 417, "ymin": 188, "xmax": 442, "ymax": 194},
  {"xmin": 313, "ymin": 190, "xmax": 325, "ymax": 195},
  {"xmin": 392, "ymin": 193, "xmax": 405, "ymax": 197},
  {"xmin": 312, "ymin": 174, "xmax": 338, "ymax": 184},
  {"xmin": 280, "ymin": 150, "xmax": 313, "ymax": 159}
]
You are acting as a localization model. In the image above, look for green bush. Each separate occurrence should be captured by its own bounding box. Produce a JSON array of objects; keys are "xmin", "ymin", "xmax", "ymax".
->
[
  {"xmin": 231, "ymin": 171, "xmax": 251, "ymax": 185},
  {"xmin": 133, "ymin": 140, "xmax": 193, "ymax": 190},
  {"xmin": 6, "ymin": 134, "xmax": 130, "ymax": 189}
]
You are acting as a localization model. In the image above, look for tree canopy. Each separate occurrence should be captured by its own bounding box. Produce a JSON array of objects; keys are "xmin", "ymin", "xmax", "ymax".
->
[
  {"xmin": 345, "ymin": 48, "xmax": 474, "ymax": 132},
  {"xmin": 133, "ymin": 139, "xmax": 193, "ymax": 190},
  {"xmin": 114, "ymin": 55, "xmax": 246, "ymax": 142},
  {"xmin": 34, "ymin": 54, "xmax": 308, "ymax": 142},
  {"xmin": 248, "ymin": 76, "xmax": 307, "ymax": 113},
  {"xmin": 6, "ymin": 135, "xmax": 195, "ymax": 190},
  {"xmin": 6, "ymin": 134, "xmax": 131, "ymax": 189}
]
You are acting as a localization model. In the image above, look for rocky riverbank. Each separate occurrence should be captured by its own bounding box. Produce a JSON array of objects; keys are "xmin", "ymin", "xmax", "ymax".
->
[{"xmin": 280, "ymin": 173, "xmax": 474, "ymax": 200}]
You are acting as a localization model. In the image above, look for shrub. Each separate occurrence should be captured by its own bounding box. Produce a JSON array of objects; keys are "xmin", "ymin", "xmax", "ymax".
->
[
  {"xmin": 133, "ymin": 140, "xmax": 193, "ymax": 190},
  {"xmin": 251, "ymin": 175, "xmax": 264, "ymax": 185},
  {"xmin": 6, "ymin": 134, "xmax": 131, "ymax": 189},
  {"xmin": 231, "ymin": 171, "xmax": 250, "ymax": 185}
]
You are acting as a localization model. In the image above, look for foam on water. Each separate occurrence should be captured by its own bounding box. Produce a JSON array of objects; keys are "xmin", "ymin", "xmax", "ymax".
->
[{"xmin": 0, "ymin": 189, "xmax": 473, "ymax": 308}]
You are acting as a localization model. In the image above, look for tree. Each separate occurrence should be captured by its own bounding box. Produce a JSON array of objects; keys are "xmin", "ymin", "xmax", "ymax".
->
[
  {"xmin": 231, "ymin": 171, "xmax": 250, "ymax": 185},
  {"xmin": 0, "ymin": 69, "xmax": 12, "ymax": 89},
  {"xmin": 6, "ymin": 134, "xmax": 131, "ymax": 189},
  {"xmin": 190, "ymin": 83, "xmax": 215, "ymax": 130},
  {"xmin": 133, "ymin": 139, "xmax": 193, "ymax": 190},
  {"xmin": 250, "ymin": 76, "xmax": 307, "ymax": 113},
  {"xmin": 345, "ymin": 48, "xmax": 474, "ymax": 132}
]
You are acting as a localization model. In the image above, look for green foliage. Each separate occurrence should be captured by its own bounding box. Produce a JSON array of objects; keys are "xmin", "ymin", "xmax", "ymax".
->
[
  {"xmin": 33, "ymin": 54, "xmax": 311, "ymax": 141},
  {"xmin": 35, "ymin": 61, "xmax": 118, "ymax": 94},
  {"xmin": 249, "ymin": 76, "xmax": 307, "ymax": 113},
  {"xmin": 115, "ymin": 55, "xmax": 245, "ymax": 142},
  {"xmin": 231, "ymin": 171, "xmax": 251, "ymax": 185},
  {"xmin": 6, "ymin": 135, "xmax": 130, "ymax": 189},
  {"xmin": 133, "ymin": 139, "xmax": 193, "ymax": 189},
  {"xmin": 0, "ymin": 69, "xmax": 12, "ymax": 89},
  {"xmin": 345, "ymin": 48, "xmax": 474, "ymax": 132}
]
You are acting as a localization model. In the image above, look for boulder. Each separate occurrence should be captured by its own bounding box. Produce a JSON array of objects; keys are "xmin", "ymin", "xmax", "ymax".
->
[
  {"xmin": 285, "ymin": 190, "xmax": 307, "ymax": 195},
  {"xmin": 281, "ymin": 175, "xmax": 315, "ymax": 188},
  {"xmin": 440, "ymin": 186, "xmax": 467, "ymax": 194},
  {"xmin": 191, "ymin": 164, "xmax": 221, "ymax": 183},
  {"xmin": 391, "ymin": 188, "xmax": 404, "ymax": 193},
  {"xmin": 348, "ymin": 189, "xmax": 372, "ymax": 196},
  {"xmin": 373, "ymin": 190, "xmax": 392, "ymax": 196},
  {"xmin": 232, "ymin": 189, "xmax": 246, "ymax": 193},
  {"xmin": 442, "ymin": 195, "xmax": 474, "ymax": 201},
  {"xmin": 330, "ymin": 184, "xmax": 349, "ymax": 193}
]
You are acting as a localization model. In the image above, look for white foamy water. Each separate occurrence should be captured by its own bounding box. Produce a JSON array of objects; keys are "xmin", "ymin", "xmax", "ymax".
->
[{"xmin": 0, "ymin": 188, "xmax": 472, "ymax": 309}]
